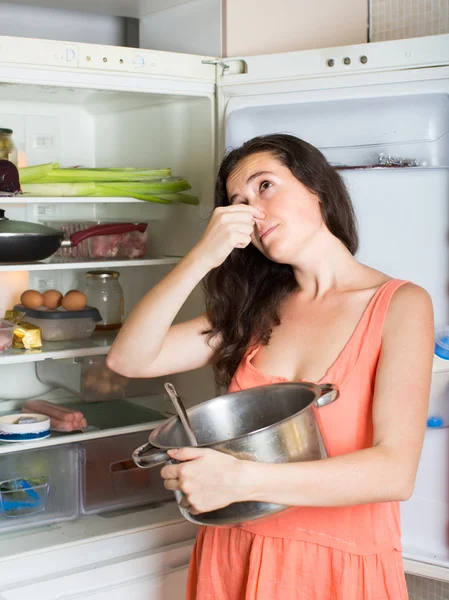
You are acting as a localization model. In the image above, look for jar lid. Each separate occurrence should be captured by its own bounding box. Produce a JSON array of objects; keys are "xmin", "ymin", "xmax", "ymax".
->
[
  {"xmin": 0, "ymin": 128, "xmax": 13, "ymax": 135},
  {"xmin": 85, "ymin": 270, "xmax": 120, "ymax": 280}
]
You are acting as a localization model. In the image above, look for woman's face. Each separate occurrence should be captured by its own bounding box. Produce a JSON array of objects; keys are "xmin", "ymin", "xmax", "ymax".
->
[{"xmin": 226, "ymin": 151, "xmax": 324, "ymax": 264}]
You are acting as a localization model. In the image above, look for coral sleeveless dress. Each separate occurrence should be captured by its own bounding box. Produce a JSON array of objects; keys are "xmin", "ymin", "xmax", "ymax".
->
[{"xmin": 186, "ymin": 279, "xmax": 409, "ymax": 600}]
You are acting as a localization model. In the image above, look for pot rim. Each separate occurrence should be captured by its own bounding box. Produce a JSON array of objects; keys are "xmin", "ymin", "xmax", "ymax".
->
[{"xmin": 149, "ymin": 381, "xmax": 326, "ymax": 449}]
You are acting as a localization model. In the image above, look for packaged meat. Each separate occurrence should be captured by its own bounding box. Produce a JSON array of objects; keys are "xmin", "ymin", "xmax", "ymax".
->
[
  {"xmin": 0, "ymin": 319, "xmax": 14, "ymax": 352},
  {"xmin": 22, "ymin": 400, "xmax": 87, "ymax": 432},
  {"xmin": 48, "ymin": 222, "xmax": 148, "ymax": 260}
]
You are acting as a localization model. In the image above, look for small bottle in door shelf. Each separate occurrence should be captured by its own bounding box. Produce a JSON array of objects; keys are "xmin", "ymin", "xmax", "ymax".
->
[{"xmin": 84, "ymin": 271, "xmax": 124, "ymax": 332}]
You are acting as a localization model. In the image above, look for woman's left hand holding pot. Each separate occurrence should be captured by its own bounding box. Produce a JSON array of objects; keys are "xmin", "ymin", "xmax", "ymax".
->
[{"xmin": 161, "ymin": 447, "xmax": 250, "ymax": 514}]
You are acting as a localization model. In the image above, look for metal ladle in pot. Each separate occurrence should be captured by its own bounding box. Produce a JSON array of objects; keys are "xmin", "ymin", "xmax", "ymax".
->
[{"xmin": 164, "ymin": 383, "xmax": 198, "ymax": 446}]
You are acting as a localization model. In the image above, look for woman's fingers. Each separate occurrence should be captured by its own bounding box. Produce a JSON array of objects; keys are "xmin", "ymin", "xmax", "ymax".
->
[
  {"xmin": 160, "ymin": 463, "xmax": 179, "ymax": 479},
  {"xmin": 164, "ymin": 478, "xmax": 181, "ymax": 491},
  {"xmin": 218, "ymin": 204, "xmax": 265, "ymax": 218}
]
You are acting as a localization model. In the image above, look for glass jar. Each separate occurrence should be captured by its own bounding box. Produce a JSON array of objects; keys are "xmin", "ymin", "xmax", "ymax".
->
[
  {"xmin": 0, "ymin": 129, "xmax": 18, "ymax": 166},
  {"xmin": 84, "ymin": 271, "xmax": 124, "ymax": 332}
]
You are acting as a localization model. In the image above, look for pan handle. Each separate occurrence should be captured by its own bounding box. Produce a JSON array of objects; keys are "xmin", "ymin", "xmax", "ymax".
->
[
  {"xmin": 64, "ymin": 223, "xmax": 148, "ymax": 248},
  {"xmin": 314, "ymin": 383, "xmax": 339, "ymax": 408},
  {"xmin": 132, "ymin": 441, "xmax": 170, "ymax": 469}
]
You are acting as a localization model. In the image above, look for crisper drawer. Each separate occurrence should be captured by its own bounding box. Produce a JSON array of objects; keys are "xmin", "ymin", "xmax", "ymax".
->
[
  {"xmin": 81, "ymin": 430, "xmax": 173, "ymax": 515},
  {"xmin": 0, "ymin": 445, "xmax": 80, "ymax": 533}
]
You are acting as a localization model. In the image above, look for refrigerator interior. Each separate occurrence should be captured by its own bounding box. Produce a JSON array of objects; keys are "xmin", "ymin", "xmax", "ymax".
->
[
  {"xmin": 224, "ymin": 82, "xmax": 449, "ymax": 563},
  {"xmin": 0, "ymin": 82, "xmax": 217, "ymax": 409}
]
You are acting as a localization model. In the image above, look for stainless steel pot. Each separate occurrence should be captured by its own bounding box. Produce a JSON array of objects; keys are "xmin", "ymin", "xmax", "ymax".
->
[{"xmin": 133, "ymin": 382, "xmax": 338, "ymax": 526}]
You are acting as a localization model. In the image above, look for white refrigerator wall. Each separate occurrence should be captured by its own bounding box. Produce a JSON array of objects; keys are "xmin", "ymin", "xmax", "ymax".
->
[{"xmin": 0, "ymin": 85, "xmax": 216, "ymax": 406}]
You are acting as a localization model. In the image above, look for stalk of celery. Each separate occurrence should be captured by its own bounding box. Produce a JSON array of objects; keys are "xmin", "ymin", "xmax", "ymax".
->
[
  {"xmin": 36, "ymin": 168, "xmax": 172, "ymax": 182},
  {"xmin": 21, "ymin": 182, "xmax": 97, "ymax": 197},
  {"xmin": 19, "ymin": 163, "xmax": 56, "ymax": 184}
]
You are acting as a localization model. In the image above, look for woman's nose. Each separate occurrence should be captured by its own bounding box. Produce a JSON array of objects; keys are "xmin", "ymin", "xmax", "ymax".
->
[{"xmin": 248, "ymin": 200, "xmax": 266, "ymax": 218}]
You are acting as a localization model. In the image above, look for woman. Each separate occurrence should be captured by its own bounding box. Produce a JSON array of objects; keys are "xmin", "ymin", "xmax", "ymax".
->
[{"xmin": 107, "ymin": 134, "xmax": 434, "ymax": 599}]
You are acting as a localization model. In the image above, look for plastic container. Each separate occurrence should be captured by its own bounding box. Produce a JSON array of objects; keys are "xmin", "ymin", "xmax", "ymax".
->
[
  {"xmin": 435, "ymin": 327, "xmax": 449, "ymax": 360},
  {"xmin": 14, "ymin": 304, "xmax": 102, "ymax": 341},
  {"xmin": 50, "ymin": 222, "xmax": 148, "ymax": 260},
  {"xmin": 37, "ymin": 355, "xmax": 130, "ymax": 402},
  {"xmin": 0, "ymin": 445, "xmax": 80, "ymax": 533},
  {"xmin": 0, "ymin": 477, "xmax": 49, "ymax": 518},
  {"xmin": 0, "ymin": 413, "xmax": 50, "ymax": 443},
  {"xmin": 0, "ymin": 319, "xmax": 15, "ymax": 352},
  {"xmin": 427, "ymin": 353, "xmax": 449, "ymax": 429},
  {"xmin": 426, "ymin": 328, "xmax": 449, "ymax": 428},
  {"xmin": 84, "ymin": 271, "xmax": 124, "ymax": 331},
  {"xmin": 80, "ymin": 430, "xmax": 173, "ymax": 515},
  {"xmin": 0, "ymin": 128, "xmax": 18, "ymax": 166}
]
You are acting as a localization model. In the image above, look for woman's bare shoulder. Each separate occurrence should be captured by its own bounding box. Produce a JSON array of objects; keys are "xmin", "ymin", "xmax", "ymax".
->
[{"xmin": 384, "ymin": 281, "xmax": 434, "ymax": 333}]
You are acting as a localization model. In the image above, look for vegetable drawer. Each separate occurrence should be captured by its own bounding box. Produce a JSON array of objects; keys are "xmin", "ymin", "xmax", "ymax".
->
[
  {"xmin": 80, "ymin": 430, "xmax": 173, "ymax": 515},
  {"xmin": 0, "ymin": 445, "xmax": 80, "ymax": 533}
]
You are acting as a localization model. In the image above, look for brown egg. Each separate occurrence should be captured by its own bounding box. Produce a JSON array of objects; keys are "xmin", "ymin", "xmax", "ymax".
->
[
  {"xmin": 61, "ymin": 290, "xmax": 87, "ymax": 312},
  {"xmin": 42, "ymin": 289, "xmax": 63, "ymax": 309},
  {"xmin": 20, "ymin": 289, "xmax": 43, "ymax": 310}
]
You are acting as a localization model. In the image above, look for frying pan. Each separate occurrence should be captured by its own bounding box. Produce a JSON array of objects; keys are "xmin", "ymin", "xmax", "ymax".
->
[{"xmin": 0, "ymin": 209, "xmax": 147, "ymax": 263}]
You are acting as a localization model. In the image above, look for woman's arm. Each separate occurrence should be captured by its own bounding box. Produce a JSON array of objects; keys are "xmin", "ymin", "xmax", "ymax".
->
[
  {"xmin": 106, "ymin": 204, "xmax": 263, "ymax": 378},
  {"xmin": 106, "ymin": 250, "xmax": 214, "ymax": 378},
  {"xmin": 162, "ymin": 283, "xmax": 434, "ymax": 513}
]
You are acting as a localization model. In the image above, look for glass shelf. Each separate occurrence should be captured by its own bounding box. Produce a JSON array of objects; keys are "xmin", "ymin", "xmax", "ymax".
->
[{"xmin": 0, "ymin": 331, "xmax": 118, "ymax": 365}]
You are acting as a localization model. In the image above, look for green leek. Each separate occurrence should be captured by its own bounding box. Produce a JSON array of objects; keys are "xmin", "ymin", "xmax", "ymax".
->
[
  {"xmin": 36, "ymin": 168, "xmax": 172, "ymax": 182},
  {"xmin": 19, "ymin": 163, "xmax": 56, "ymax": 184},
  {"xmin": 96, "ymin": 179, "xmax": 191, "ymax": 194},
  {"xmin": 17, "ymin": 164, "xmax": 199, "ymax": 205},
  {"xmin": 156, "ymin": 193, "xmax": 199, "ymax": 205},
  {"xmin": 21, "ymin": 182, "xmax": 97, "ymax": 197}
]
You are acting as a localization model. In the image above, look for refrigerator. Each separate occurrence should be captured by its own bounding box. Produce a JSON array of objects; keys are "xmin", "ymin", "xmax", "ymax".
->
[{"xmin": 0, "ymin": 31, "xmax": 448, "ymax": 597}]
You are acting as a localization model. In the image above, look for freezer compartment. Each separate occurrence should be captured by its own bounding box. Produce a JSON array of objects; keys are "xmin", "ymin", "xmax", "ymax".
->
[
  {"xmin": 36, "ymin": 356, "xmax": 162, "ymax": 402},
  {"xmin": 226, "ymin": 93, "xmax": 449, "ymax": 168},
  {"xmin": 0, "ymin": 444, "xmax": 80, "ymax": 532},
  {"xmin": 80, "ymin": 430, "xmax": 173, "ymax": 515}
]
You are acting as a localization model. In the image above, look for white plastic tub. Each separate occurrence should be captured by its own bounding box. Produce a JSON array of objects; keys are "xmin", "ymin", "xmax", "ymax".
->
[{"xmin": 14, "ymin": 305, "xmax": 102, "ymax": 341}]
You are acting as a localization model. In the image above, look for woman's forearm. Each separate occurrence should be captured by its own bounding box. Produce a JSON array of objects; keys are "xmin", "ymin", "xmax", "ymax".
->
[
  {"xmin": 241, "ymin": 445, "xmax": 415, "ymax": 507},
  {"xmin": 106, "ymin": 248, "xmax": 210, "ymax": 376}
]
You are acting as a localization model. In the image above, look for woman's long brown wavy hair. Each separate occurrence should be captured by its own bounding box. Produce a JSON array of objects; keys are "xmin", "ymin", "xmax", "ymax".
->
[{"xmin": 204, "ymin": 134, "xmax": 358, "ymax": 388}]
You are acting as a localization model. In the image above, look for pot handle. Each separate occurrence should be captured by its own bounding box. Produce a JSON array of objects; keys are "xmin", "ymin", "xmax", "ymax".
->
[
  {"xmin": 314, "ymin": 383, "xmax": 339, "ymax": 408},
  {"xmin": 66, "ymin": 223, "xmax": 148, "ymax": 247},
  {"xmin": 132, "ymin": 441, "xmax": 170, "ymax": 469}
]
